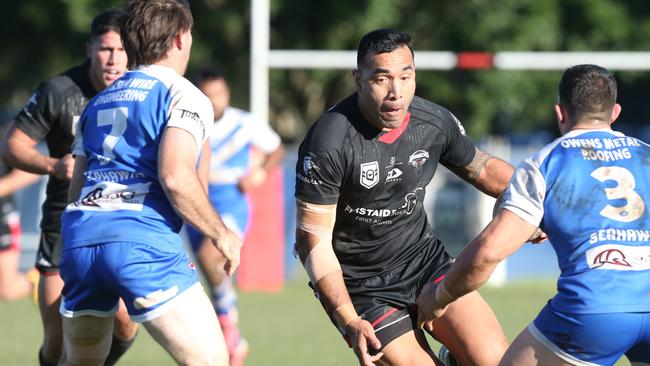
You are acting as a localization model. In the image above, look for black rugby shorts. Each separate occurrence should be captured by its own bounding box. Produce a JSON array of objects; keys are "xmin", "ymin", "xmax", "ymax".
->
[
  {"xmin": 343, "ymin": 239, "xmax": 454, "ymax": 350},
  {"xmin": 35, "ymin": 231, "xmax": 62, "ymax": 273}
]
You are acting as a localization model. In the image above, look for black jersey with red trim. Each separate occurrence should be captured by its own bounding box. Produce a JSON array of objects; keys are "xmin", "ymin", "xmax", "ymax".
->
[
  {"xmin": 295, "ymin": 93, "xmax": 476, "ymax": 279},
  {"xmin": 13, "ymin": 61, "xmax": 97, "ymax": 233}
]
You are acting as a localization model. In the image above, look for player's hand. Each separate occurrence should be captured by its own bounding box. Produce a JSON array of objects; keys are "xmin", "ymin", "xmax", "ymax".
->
[
  {"xmin": 53, "ymin": 153, "xmax": 75, "ymax": 181},
  {"xmin": 416, "ymin": 283, "xmax": 447, "ymax": 332},
  {"xmin": 528, "ymin": 227, "xmax": 547, "ymax": 244},
  {"xmin": 345, "ymin": 318, "xmax": 383, "ymax": 366},
  {"xmin": 212, "ymin": 229, "xmax": 242, "ymax": 276}
]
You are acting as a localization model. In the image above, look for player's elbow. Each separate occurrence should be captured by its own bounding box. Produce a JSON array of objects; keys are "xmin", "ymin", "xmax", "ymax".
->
[
  {"xmin": 158, "ymin": 169, "xmax": 187, "ymax": 196},
  {"xmin": 473, "ymin": 243, "xmax": 506, "ymax": 271},
  {"xmin": 0, "ymin": 138, "xmax": 24, "ymax": 168}
]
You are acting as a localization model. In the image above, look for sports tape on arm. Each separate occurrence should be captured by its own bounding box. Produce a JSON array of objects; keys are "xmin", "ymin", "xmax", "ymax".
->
[{"xmin": 296, "ymin": 199, "xmax": 340, "ymax": 284}]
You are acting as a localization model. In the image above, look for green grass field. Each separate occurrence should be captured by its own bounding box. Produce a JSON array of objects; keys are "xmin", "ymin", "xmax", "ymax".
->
[{"xmin": 0, "ymin": 279, "xmax": 631, "ymax": 365}]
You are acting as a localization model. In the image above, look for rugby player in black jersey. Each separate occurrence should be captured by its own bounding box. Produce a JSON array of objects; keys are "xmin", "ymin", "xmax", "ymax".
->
[
  {"xmin": 0, "ymin": 10, "xmax": 138, "ymax": 366},
  {"xmin": 295, "ymin": 29, "xmax": 512, "ymax": 366}
]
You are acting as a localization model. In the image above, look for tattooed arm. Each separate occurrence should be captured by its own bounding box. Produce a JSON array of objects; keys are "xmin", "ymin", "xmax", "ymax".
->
[{"xmin": 446, "ymin": 147, "xmax": 514, "ymax": 198}]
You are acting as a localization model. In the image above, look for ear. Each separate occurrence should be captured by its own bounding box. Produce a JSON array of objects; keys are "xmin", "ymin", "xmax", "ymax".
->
[
  {"xmin": 554, "ymin": 104, "xmax": 565, "ymax": 124},
  {"xmin": 353, "ymin": 69, "xmax": 361, "ymax": 92},
  {"xmin": 173, "ymin": 32, "xmax": 185, "ymax": 51},
  {"xmin": 86, "ymin": 42, "xmax": 92, "ymax": 59},
  {"xmin": 610, "ymin": 103, "xmax": 622, "ymax": 123}
]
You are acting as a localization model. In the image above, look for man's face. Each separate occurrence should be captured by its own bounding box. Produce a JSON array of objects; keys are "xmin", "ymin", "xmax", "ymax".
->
[
  {"xmin": 87, "ymin": 30, "xmax": 127, "ymax": 91},
  {"xmin": 200, "ymin": 78, "xmax": 230, "ymax": 121},
  {"xmin": 354, "ymin": 45, "xmax": 416, "ymax": 130}
]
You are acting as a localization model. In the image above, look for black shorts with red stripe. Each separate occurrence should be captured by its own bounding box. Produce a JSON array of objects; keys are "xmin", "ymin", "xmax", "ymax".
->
[
  {"xmin": 0, "ymin": 212, "xmax": 21, "ymax": 252},
  {"xmin": 344, "ymin": 238, "xmax": 454, "ymax": 350}
]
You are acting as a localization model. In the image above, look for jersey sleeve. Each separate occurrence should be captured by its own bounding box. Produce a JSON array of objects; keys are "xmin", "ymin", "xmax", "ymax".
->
[
  {"xmin": 295, "ymin": 119, "xmax": 346, "ymax": 205},
  {"xmin": 438, "ymin": 110, "xmax": 477, "ymax": 168},
  {"xmin": 71, "ymin": 109, "xmax": 86, "ymax": 157},
  {"xmin": 13, "ymin": 80, "xmax": 60, "ymax": 141},
  {"xmin": 166, "ymin": 79, "xmax": 214, "ymax": 151},
  {"xmin": 501, "ymin": 157, "xmax": 546, "ymax": 226},
  {"xmin": 249, "ymin": 116, "xmax": 281, "ymax": 153}
]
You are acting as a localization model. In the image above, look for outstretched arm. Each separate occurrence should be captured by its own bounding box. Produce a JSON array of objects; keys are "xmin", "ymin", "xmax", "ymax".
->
[
  {"xmin": 295, "ymin": 199, "xmax": 383, "ymax": 366},
  {"xmin": 417, "ymin": 209, "xmax": 536, "ymax": 329}
]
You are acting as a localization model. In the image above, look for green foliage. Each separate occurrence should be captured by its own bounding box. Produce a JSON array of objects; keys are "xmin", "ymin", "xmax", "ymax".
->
[{"xmin": 3, "ymin": 0, "xmax": 650, "ymax": 140}]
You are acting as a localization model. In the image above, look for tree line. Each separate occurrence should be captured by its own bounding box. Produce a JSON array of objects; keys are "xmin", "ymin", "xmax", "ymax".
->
[{"xmin": 4, "ymin": 0, "xmax": 650, "ymax": 142}]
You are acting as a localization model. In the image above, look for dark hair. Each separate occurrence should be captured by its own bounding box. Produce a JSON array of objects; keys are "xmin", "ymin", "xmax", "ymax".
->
[
  {"xmin": 90, "ymin": 9, "xmax": 126, "ymax": 41},
  {"xmin": 558, "ymin": 64, "xmax": 617, "ymax": 122},
  {"xmin": 192, "ymin": 66, "xmax": 227, "ymax": 87},
  {"xmin": 120, "ymin": 0, "xmax": 193, "ymax": 68},
  {"xmin": 356, "ymin": 29, "xmax": 413, "ymax": 69}
]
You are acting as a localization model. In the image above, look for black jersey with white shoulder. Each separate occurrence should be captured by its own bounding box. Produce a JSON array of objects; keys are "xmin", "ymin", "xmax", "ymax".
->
[
  {"xmin": 13, "ymin": 61, "xmax": 97, "ymax": 233},
  {"xmin": 295, "ymin": 93, "xmax": 476, "ymax": 279}
]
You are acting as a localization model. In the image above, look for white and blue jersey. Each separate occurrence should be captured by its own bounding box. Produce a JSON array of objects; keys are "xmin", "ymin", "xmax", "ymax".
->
[
  {"xmin": 187, "ymin": 107, "xmax": 280, "ymax": 247},
  {"xmin": 503, "ymin": 128, "xmax": 650, "ymax": 314},
  {"xmin": 503, "ymin": 128, "xmax": 650, "ymax": 364},
  {"xmin": 62, "ymin": 65, "xmax": 213, "ymax": 249},
  {"xmin": 59, "ymin": 65, "xmax": 213, "ymax": 321}
]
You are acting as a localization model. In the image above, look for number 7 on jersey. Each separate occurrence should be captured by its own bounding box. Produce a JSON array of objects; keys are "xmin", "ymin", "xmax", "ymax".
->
[{"xmin": 97, "ymin": 107, "xmax": 128, "ymax": 165}]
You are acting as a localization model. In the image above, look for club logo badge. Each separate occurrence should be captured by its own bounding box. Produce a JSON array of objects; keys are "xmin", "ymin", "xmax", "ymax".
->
[{"xmin": 360, "ymin": 161, "xmax": 379, "ymax": 189}]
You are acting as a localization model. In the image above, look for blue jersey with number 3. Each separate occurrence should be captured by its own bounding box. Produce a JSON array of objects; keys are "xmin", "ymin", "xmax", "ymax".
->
[
  {"xmin": 502, "ymin": 128, "xmax": 650, "ymax": 314},
  {"xmin": 61, "ymin": 65, "xmax": 213, "ymax": 249}
]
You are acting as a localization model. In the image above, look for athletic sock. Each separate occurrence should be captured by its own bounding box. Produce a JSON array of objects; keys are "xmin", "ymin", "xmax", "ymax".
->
[
  {"xmin": 211, "ymin": 278, "xmax": 238, "ymax": 316},
  {"xmin": 103, "ymin": 332, "xmax": 137, "ymax": 366},
  {"xmin": 38, "ymin": 348, "xmax": 57, "ymax": 366},
  {"xmin": 212, "ymin": 279, "xmax": 244, "ymax": 354}
]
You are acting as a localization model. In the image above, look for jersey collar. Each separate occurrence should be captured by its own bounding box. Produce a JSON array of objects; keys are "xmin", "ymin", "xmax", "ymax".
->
[{"xmin": 378, "ymin": 112, "xmax": 411, "ymax": 144}]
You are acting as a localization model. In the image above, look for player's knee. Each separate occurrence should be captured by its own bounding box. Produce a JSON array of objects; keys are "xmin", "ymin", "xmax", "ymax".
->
[{"xmin": 61, "ymin": 331, "xmax": 112, "ymax": 366}]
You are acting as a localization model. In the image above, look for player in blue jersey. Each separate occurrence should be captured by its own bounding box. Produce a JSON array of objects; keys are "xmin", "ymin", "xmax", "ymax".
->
[
  {"xmin": 58, "ymin": 1, "xmax": 242, "ymax": 365},
  {"xmin": 185, "ymin": 67, "xmax": 284, "ymax": 366},
  {"xmin": 1, "ymin": 9, "xmax": 138, "ymax": 366},
  {"xmin": 417, "ymin": 64, "xmax": 650, "ymax": 365}
]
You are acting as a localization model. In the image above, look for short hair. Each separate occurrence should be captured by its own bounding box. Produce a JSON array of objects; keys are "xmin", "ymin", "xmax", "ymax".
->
[
  {"xmin": 90, "ymin": 9, "xmax": 126, "ymax": 41},
  {"xmin": 356, "ymin": 29, "xmax": 414, "ymax": 69},
  {"xmin": 558, "ymin": 64, "xmax": 617, "ymax": 122},
  {"xmin": 120, "ymin": 0, "xmax": 193, "ymax": 68},
  {"xmin": 192, "ymin": 66, "xmax": 227, "ymax": 87}
]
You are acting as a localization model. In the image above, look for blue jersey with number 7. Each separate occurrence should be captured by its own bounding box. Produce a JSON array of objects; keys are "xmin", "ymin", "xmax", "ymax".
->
[{"xmin": 61, "ymin": 65, "xmax": 213, "ymax": 249}]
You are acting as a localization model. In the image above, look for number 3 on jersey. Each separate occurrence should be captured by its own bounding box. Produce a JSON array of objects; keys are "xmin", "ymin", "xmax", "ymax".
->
[
  {"xmin": 591, "ymin": 166, "xmax": 645, "ymax": 222},
  {"xmin": 97, "ymin": 107, "xmax": 128, "ymax": 165}
]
